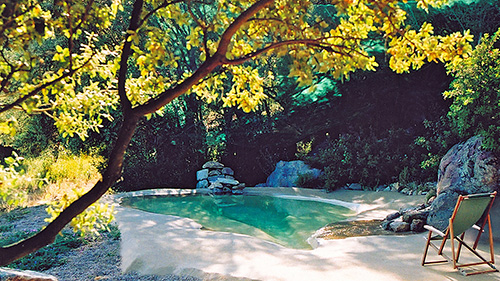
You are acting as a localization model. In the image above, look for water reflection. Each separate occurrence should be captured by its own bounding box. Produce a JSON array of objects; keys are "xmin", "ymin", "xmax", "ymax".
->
[{"xmin": 121, "ymin": 194, "xmax": 354, "ymax": 249}]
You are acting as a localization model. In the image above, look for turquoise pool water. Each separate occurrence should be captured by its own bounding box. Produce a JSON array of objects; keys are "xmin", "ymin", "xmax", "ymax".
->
[{"xmin": 120, "ymin": 194, "xmax": 354, "ymax": 249}]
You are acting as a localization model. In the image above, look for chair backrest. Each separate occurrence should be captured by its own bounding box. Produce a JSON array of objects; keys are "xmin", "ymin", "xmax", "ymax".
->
[{"xmin": 449, "ymin": 192, "xmax": 496, "ymax": 236}]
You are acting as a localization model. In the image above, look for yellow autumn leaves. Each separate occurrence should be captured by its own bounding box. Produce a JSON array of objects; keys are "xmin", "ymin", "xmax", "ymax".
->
[
  {"xmin": 0, "ymin": 0, "xmax": 121, "ymax": 140},
  {"xmin": 388, "ymin": 23, "xmax": 474, "ymax": 73},
  {"xmin": 2, "ymin": 0, "xmax": 476, "ymax": 128},
  {"xmin": 183, "ymin": 0, "xmax": 472, "ymax": 112}
]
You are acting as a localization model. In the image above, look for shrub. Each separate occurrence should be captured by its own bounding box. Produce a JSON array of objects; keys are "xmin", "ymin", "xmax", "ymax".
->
[
  {"xmin": 46, "ymin": 150, "xmax": 104, "ymax": 184},
  {"xmin": 294, "ymin": 171, "xmax": 324, "ymax": 189},
  {"xmin": 306, "ymin": 128, "xmax": 429, "ymax": 191},
  {"xmin": 444, "ymin": 28, "xmax": 500, "ymax": 152}
]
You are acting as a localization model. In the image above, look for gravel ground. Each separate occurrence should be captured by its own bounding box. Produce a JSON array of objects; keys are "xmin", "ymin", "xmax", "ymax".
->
[{"xmin": 0, "ymin": 206, "xmax": 247, "ymax": 281}]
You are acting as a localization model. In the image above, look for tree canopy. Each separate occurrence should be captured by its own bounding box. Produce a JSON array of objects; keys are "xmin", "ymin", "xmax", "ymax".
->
[{"xmin": 0, "ymin": 0, "xmax": 474, "ymax": 265}]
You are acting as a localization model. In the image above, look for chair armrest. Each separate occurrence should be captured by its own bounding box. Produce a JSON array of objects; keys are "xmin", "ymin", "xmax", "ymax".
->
[
  {"xmin": 424, "ymin": 225, "xmax": 446, "ymax": 237},
  {"xmin": 472, "ymin": 224, "xmax": 484, "ymax": 232}
]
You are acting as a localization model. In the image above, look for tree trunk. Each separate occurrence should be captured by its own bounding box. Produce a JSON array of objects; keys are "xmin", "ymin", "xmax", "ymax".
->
[
  {"xmin": 0, "ymin": 112, "xmax": 141, "ymax": 266},
  {"xmin": 0, "ymin": 0, "xmax": 273, "ymax": 265}
]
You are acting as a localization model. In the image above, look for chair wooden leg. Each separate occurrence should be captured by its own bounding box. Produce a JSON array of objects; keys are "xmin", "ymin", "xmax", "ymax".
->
[
  {"xmin": 422, "ymin": 231, "xmax": 432, "ymax": 266},
  {"xmin": 474, "ymin": 216, "xmax": 487, "ymax": 249},
  {"xmin": 450, "ymin": 224, "xmax": 457, "ymax": 269},
  {"xmin": 438, "ymin": 235, "xmax": 447, "ymax": 255},
  {"xmin": 488, "ymin": 215, "xmax": 495, "ymax": 263},
  {"xmin": 421, "ymin": 192, "xmax": 498, "ymax": 276},
  {"xmin": 456, "ymin": 232, "xmax": 466, "ymax": 263}
]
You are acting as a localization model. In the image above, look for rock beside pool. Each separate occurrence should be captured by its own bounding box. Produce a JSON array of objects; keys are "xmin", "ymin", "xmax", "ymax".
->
[
  {"xmin": 196, "ymin": 161, "xmax": 245, "ymax": 195},
  {"xmin": 380, "ymin": 204, "xmax": 430, "ymax": 233},
  {"xmin": 427, "ymin": 135, "xmax": 500, "ymax": 231},
  {"xmin": 314, "ymin": 220, "xmax": 408, "ymax": 239},
  {"xmin": 263, "ymin": 160, "xmax": 322, "ymax": 187}
]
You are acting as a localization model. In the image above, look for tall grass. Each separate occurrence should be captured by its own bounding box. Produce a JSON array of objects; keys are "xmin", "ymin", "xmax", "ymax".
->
[{"xmin": 1, "ymin": 148, "xmax": 105, "ymax": 209}]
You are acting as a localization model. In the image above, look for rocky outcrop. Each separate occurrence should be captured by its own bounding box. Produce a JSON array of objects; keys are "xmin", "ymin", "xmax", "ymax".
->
[
  {"xmin": 264, "ymin": 160, "xmax": 322, "ymax": 187},
  {"xmin": 381, "ymin": 204, "xmax": 429, "ymax": 233},
  {"xmin": 436, "ymin": 135, "xmax": 500, "ymax": 195},
  {"xmin": 196, "ymin": 161, "xmax": 245, "ymax": 195},
  {"xmin": 0, "ymin": 268, "xmax": 58, "ymax": 281},
  {"xmin": 427, "ymin": 136, "xmax": 500, "ymax": 231}
]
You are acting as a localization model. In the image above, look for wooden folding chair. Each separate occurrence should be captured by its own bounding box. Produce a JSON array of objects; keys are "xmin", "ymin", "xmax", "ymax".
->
[{"xmin": 422, "ymin": 191, "xmax": 498, "ymax": 276}]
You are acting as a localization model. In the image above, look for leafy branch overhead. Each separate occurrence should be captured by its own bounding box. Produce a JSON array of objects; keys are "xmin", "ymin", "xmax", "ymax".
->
[
  {"xmin": 0, "ymin": 0, "xmax": 475, "ymax": 265},
  {"xmin": 1, "ymin": 0, "xmax": 472, "ymax": 126}
]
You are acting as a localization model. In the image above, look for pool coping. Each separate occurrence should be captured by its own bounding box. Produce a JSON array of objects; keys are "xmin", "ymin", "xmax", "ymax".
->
[{"xmin": 110, "ymin": 187, "xmax": 368, "ymax": 213}]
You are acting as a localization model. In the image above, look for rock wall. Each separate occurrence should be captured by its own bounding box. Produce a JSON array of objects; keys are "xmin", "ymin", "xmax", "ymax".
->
[
  {"xmin": 427, "ymin": 136, "xmax": 500, "ymax": 232},
  {"xmin": 196, "ymin": 161, "xmax": 245, "ymax": 195}
]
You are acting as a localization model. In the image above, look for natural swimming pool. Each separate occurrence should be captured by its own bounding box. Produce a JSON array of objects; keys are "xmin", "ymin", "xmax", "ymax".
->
[{"xmin": 120, "ymin": 194, "xmax": 355, "ymax": 249}]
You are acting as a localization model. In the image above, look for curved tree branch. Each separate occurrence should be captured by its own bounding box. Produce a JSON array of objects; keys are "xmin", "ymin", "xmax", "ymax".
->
[
  {"xmin": 117, "ymin": 0, "xmax": 144, "ymax": 112},
  {"xmin": 214, "ymin": 0, "xmax": 274, "ymax": 58},
  {"xmin": 221, "ymin": 37, "xmax": 370, "ymax": 66},
  {"xmin": 135, "ymin": 0, "xmax": 275, "ymax": 115},
  {"xmin": 140, "ymin": 0, "xmax": 184, "ymax": 27},
  {"xmin": 0, "ymin": 0, "xmax": 146, "ymax": 266},
  {"xmin": 0, "ymin": 56, "xmax": 94, "ymax": 114},
  {"xmin": 0, "ymin": 0, "xmax": 282, "ymax": 266}
]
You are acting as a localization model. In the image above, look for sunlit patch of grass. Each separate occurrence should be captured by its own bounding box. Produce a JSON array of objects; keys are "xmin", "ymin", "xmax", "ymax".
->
[
  {"xmin": 46, "ymin": 152, "xmax": 104, "ymax": 184},
  {"xmin": 17, "ymin": 149, "xmax": 105, "ymax": 204}
]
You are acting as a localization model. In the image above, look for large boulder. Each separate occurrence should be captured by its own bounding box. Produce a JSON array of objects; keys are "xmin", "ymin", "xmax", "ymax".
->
[
  {"xmin": 265, "ymin": 160, "xmax": 321, "ymax": 187},
  {"xmin": 436, "ymin": 135, "xmax": 500, "ymax": 195},
  {"xmin": 427, "ymin": 136, "xmax": 500, "ymax": 232}
]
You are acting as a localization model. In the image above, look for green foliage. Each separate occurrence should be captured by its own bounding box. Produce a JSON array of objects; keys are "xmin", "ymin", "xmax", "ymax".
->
[
  {"xmin": 206, "ymin": 131, "xmax": 227, "ymax": 162},
  {"xmin": 306, "ymin": 128, "xmax": 431, "ymax": 191},
  {"xmin": 294, "ymin": 171, "xmax": 324, "ymax": 189},
  {"xmin": 45, "ymin": 187, "xmax": 115, "ymax": 236},
  {"xmin": 0, "ymin": 228, "xmax": 84, "ymax": 271},
  {"xmin": 106, "ymin": 224, "xmax": 121, "ymax": 241},
  {"xmin": 414, "ymin": 118, "xmax": 459, "ymax": 171},
  {"xmin": 444, "ymin": 28, "xmax": 500, "ymax": 151},
  {"xmin": 295, "ymin": 139, "xmax": 314, "ymax": 159},
  {"xmin": 0, "ymin": 0, "xmax": 121, "ymax": 141},
  {"xmin": 398, "ymin": 166, "xmax": 411, "ymax": 187},
  {"xmin": 1, "ymin": 205, "xmax": 120, "ymax": 271},
  {"xmin": 0, "ymin": 224, "xmax": 13, "ymax": 232},
  {"xmin": 11, "ymin": 115, "xmax": 56, "ymax": 157},
  {"xmin": 45, "ymin": 150, "xmax": 104, "ymax": 183},
  {"xmin": 2, "ymin": 225, "xmax": 119, "ymax": 271},
  {"xmin": 120, "ymin": 96, "xmax": 206, "ymax": 190},
  {"xmin": 1, "ymin": 208, "xmax": 30, "ymax": 223},
  {"xmin": 0, "ymin": 153, "xmax": 29, "ymax": 209},
  {"xmin": 1, "ymin": 145, "xmax": 105, "ymax": 209}
]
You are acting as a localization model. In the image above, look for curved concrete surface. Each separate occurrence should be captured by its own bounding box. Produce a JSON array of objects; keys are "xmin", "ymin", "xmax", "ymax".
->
[{"xmin": 114, "ymin": 188, "xmax": 500, "ymax": 280}]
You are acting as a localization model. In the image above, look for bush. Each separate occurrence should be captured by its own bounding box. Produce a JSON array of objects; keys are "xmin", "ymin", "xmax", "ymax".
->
[
  {"xmin": 294, "ymin": 171, "xmax": 324, "ymax": 189},
  {"xmin": 306, "ymin": 128, "xmax": 430, "ymax": 191},
  {"xmin": 45, "ymin": 149, "xmax": 104, "ymax": 184},
  {"xmin": 0, "ymin": 146, "xmax": 105, "ymax": 211},
  {"xmin": 444, "ymin": 28, "xmax": 500, "ymax": 152}
]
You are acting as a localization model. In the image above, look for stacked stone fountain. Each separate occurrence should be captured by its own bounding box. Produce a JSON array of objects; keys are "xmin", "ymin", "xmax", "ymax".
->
[{"xmin": 196, "ymin": 161, "xmax": 245, "ymax": 195}]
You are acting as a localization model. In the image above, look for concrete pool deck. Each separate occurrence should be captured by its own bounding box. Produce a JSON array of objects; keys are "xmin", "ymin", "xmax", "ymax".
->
[{"xmin": 114, "ymin": 188, "xmax": 500, "ymax": 280}]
